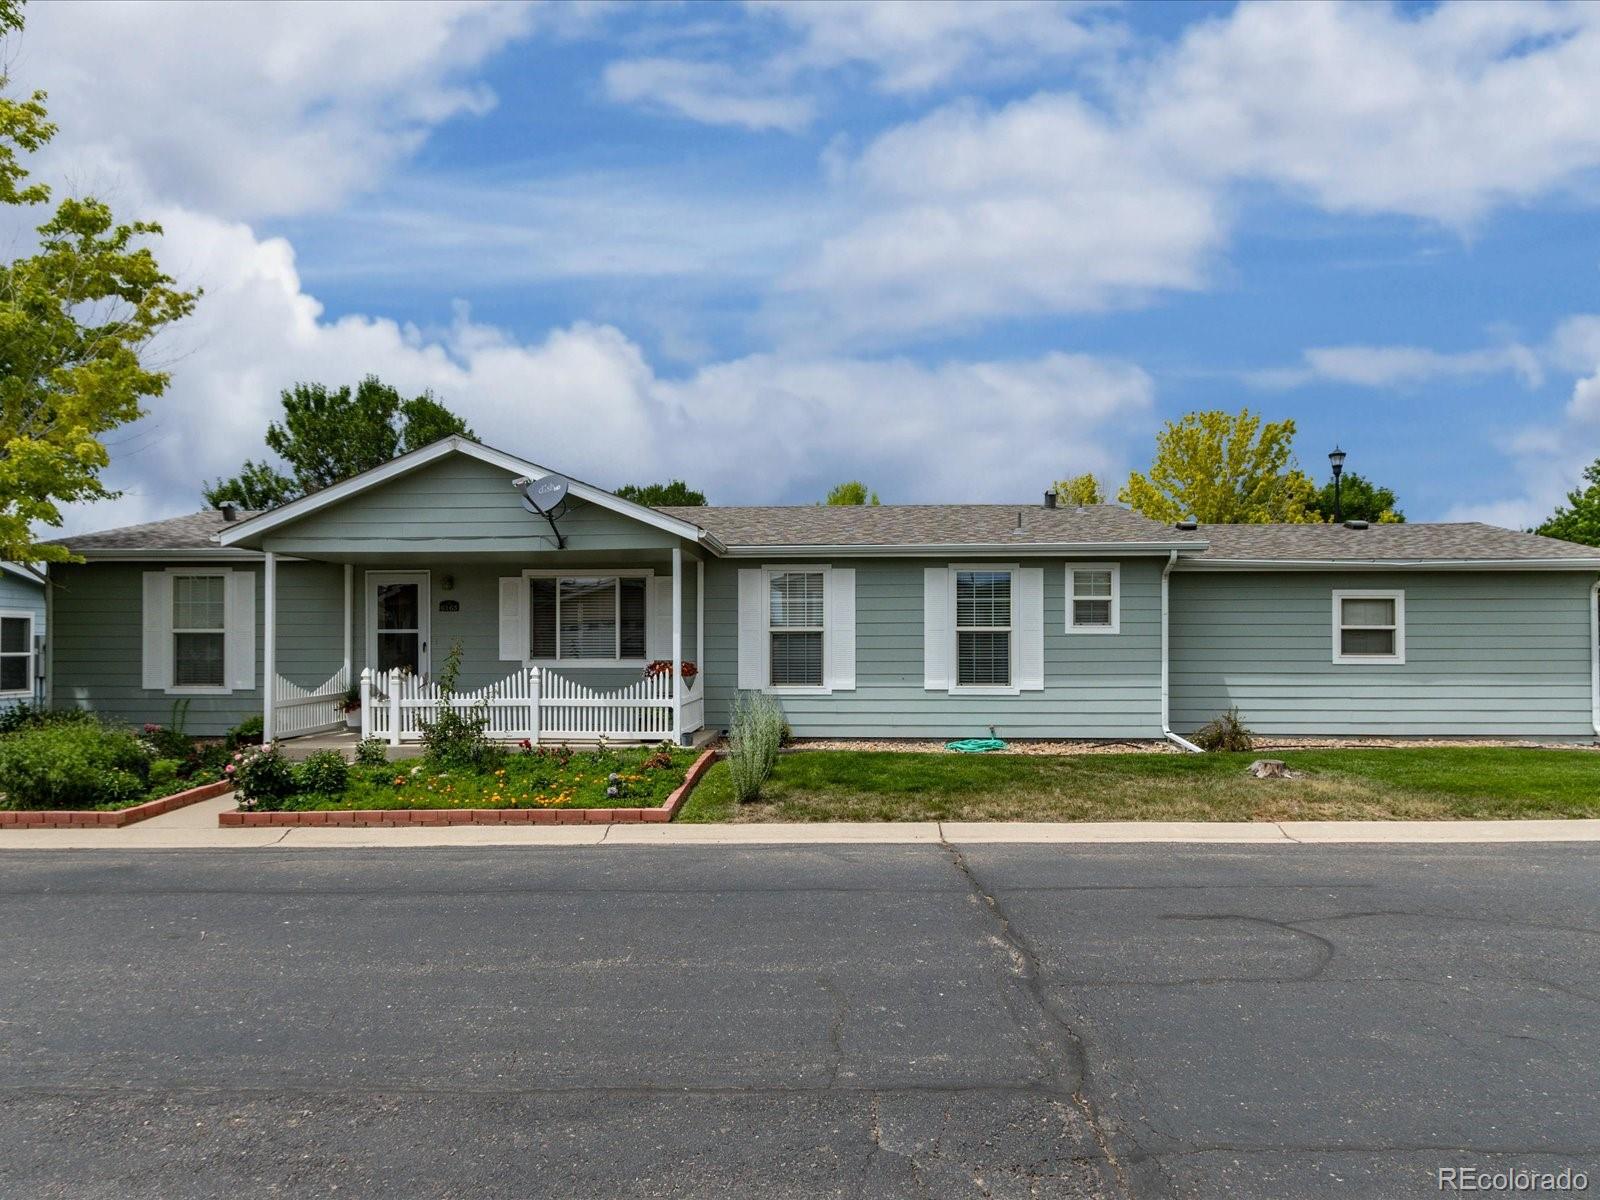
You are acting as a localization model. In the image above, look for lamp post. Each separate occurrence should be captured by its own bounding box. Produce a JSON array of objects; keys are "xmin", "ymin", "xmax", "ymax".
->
[{"xmin": 1328, "ymin": 446, "xmax": 1347, "ymax": 523}]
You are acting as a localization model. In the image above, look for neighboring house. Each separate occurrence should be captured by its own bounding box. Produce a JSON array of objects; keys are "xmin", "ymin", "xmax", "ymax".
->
[
  {"xmin": 42, "ymin": 436, "xmax": 1600, "ymax": 743},
  {"xmin": 0, "ymin": 562, "xmax": 45, "ymax": 713}
]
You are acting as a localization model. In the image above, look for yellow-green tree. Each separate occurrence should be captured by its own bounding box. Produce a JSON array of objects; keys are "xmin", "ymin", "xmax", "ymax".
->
[
  {"xmin": 1119, "ymin": 409, "xmax": 1319, "ymax": 524},
  {"xmin": 1053, "ymin": 473, "xmax": 1105, "ymax": 506},
  {"xmin": 0, "ymin": 1, "xmax": 198, "ymax": 561},
  {"xmin": 824, "ymin": 481, "xmax": 880, "ymax": 506}
]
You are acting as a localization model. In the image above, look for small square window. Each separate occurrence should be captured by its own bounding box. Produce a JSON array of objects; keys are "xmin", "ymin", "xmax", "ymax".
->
[
  {"xmin": 1068, "ymin": 565, "xmax": 1119, "ymax": 632},
  {"xmin": 1334, "ymin": 591, "xmax": 1404, "ymax": 663}
]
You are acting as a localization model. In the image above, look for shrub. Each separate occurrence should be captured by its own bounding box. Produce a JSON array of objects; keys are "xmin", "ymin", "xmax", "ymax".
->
[
  {"xmin": 1193, "ymin": 706, "xmax": 1254, "ymax": 752},
  {"xmin": 226, "ymin": 714, "xmax": 265, "ymax": 749},
  {"xmin": 0, "ymin": 721, "xmax": 152, "ymax": 810},
  {"xmin": 148, "ymin": 758, "xmax": 182, "ymax": 791},
  {"xmin": 228, "ymin": 745, "xmax": 297, "ymax": 809},
  {"xmin": 727, "ymin": 691, "xmax": 784, "ymax": 803},
  {"xmin": 354, "ymin": 738, "xmax": 389, "ymax": 765},
  {"xmin": 418, "ymin": 641, "xmax": 498, "ymax": 768},
  {"xmin": 0, "ymin": 702, "xmax": 93, "ymax": 737},
  {"xmin": 296, "ymin": 750, "xmax": 349, "ymax": 796}
]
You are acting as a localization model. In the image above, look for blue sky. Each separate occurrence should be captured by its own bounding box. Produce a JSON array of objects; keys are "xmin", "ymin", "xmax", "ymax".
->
[{"xmin": 18, "ymin": 0, "xmax": 1600, "ymax": 531}]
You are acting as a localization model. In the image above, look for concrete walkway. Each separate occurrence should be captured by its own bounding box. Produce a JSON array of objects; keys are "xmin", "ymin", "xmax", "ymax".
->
[{"xmin": 1, "ymin": 793, "xmax": 1597, "ymax": 848}]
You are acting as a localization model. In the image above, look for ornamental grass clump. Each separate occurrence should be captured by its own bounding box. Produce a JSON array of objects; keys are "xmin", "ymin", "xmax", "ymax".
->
[
  {"xmin": 727, "ymin": 691, "xmax": 784, "ymax": 803},
  {"xmin": 1193, "ymin": 706, "xmax": 1255, "ymax": 753}
]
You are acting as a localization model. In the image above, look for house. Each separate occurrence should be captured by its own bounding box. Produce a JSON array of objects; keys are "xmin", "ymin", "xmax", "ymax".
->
[
  {"xmin": 42, "ymin": 436, "xmax": 1600, "ymax": 745},
  {"xmin": 0, "ymin": 562, "xmax": 46, "ymax": 713}
]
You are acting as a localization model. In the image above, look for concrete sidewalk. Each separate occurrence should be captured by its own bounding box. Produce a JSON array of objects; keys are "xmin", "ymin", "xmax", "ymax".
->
[{"xmin": 1, "ymin": 793, "xmax": 1597, "ymax": 848}]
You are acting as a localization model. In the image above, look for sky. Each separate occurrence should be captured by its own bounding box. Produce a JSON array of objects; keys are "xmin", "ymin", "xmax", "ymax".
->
[{"xmin": 14, "ymin": 0, "xmax": 1600, "ymax": 534}]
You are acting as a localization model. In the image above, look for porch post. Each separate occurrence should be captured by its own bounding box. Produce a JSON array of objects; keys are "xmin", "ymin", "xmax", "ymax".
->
[
  {"xmin": 263, "ymin": 551, "xmax": 277, "ymax": 743},
  {"xmin": 671, "ymin": 545, "xmax": 683, "ymax": 745},
  {"xmin": 696, "ymin": 558, "xmax": 704, "ymax": 694},
  {"xmin": 342, "ymin": 563, "xmax": 353, "ymax": 683}
]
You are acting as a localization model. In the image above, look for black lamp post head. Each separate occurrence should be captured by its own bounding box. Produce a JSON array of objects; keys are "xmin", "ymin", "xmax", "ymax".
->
[{"xmin": 1328, "ymin": 446, "xmax": 1346, "ymax": 477}]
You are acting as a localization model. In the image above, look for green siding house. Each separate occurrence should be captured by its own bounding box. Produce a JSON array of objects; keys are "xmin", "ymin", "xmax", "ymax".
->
[{"xmin": 43, "ymin": 437, "xmax": 1600, "ymax": 745}]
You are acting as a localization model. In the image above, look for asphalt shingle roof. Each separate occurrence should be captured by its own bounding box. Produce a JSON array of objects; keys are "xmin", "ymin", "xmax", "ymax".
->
[
  {"xmin": 1185, "ymin": 521, "xmax": 1600, "ymax": 563},
  {"xmin": 657, "ymin": 503, "xmax": 1195, "ymax": 548},
  {"xmin": 51, "ymin": 510, "xmax": 261, "ymax": 551}
]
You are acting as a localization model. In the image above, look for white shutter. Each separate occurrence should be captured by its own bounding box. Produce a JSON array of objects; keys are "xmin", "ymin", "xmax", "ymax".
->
[
  {"xmin": 825, "ymin": 568, "xmax": 856, "ymax": 691},
  {"xmin": 498, "ymin": 576, "xmax": 527, "ymax": 661},
  {"xmin": 737, "ymin": 568, "xmax": 768, "ymax": 690},
  {"xmin": 923, "ymin": 567, "xmax": 950, "ymax": 690},
  {"xmin": 646, "ymin": 575, "xmax": 672, "ymax": 661},
  {"xmin": 1016, "ymin": 566, "xmax": 1044, "ymax": 691},
  {"xmin": 141, "ymin": 571, "xmax": 172, "ymax": 690},
  {"xmin": 225, "ymin": 569, "xmax": 256, "ymax": 692}
]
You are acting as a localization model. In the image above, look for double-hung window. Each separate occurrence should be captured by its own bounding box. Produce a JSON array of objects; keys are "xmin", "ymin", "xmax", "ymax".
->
[
  {"xmin": 529, "ymin": 575, "xmax": 647, "ymax": 663},
  {"xmin": 0, "ymin": 611, "xmax": 33, "ymax": 696},
  {"xmin": 172, "ymin": 574, "xmax": 227, "ymax": 688},
  {"xmin": 1067, "ymin": 564, "xmax": 1120, "ymax": 633},
  {"xmin": 955, "ymin": 569, "xmax": 1011, "ymax": 687},
  {"xmin": 769, "ymin": 570, "xmax": 825, "ymax": 688},
  {"xmin": 1333, "ymin": 590, "xmax": 1404, "ymax": 664}
]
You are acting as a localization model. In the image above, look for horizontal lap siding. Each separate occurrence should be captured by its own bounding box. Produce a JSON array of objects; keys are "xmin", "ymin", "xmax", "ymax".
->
[
  {"xmin": 702, "ymin": 557, "xmax": 1164, "ymax": 739},
  {"xmin": 1169, "ymin": 570, "xmax": 1598, "ymax": 737}
]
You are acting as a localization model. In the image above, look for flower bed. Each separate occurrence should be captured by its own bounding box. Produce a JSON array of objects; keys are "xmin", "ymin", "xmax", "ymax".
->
[
  {"xmin": 221, "ymin": 747, "xmax": 719, "ymax": 826},
  {"xmin": 0, "ymin": 779, "xmax": 234, "ymax": 829}
]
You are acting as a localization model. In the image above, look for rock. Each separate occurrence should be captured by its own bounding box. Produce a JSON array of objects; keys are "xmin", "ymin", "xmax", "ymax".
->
[{"xmin": 1247, "ymin": 759, "xmax": 1291, "ymax": 779}]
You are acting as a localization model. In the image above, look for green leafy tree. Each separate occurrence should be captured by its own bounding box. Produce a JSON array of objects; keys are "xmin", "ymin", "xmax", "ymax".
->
[
  {"xmin": 1535, "ymin": 459, "xmax": 1600, "ymax": 547},
  {"xmin": 613, "ymin": 479, "xmax": 707, "ymax": 506},
  {"xmin": 0, "ymin": 1, "xmax": 199, "ymax": 561},
  {"xmin": 203, "ymin": 376, "xmax": 473, "ymax": 508},
  {"xmin": 1053, "ymin": 473, "xmax": 1105, "ymax": 506},
  {"xmin": 1309, "ymin": 471, "xmax": 1405, "ymax": 524},
  {"xmin": 824, "ymin": 480, "xmax": 880, "ymax": 506},
  {"xmin": 1119, "ymin": 409, "xmax": 1319, "ymax": 524}
]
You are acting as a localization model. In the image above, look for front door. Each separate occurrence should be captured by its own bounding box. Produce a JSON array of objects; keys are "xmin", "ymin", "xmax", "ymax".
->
[{"xmin": 367, "ymin": 571, "xmax": 430, "ymax": 679}]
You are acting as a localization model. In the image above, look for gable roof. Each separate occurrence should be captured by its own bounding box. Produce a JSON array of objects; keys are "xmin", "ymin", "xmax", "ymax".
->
[
  {"xmin": 1181, "ymin": 521, "xmax": 1600, "ymax": 567},
  {"xmin": 659, "ymin": 503, "xmax": 1204, "ymax": 553},
  {"xmin": 214, "ymin": 437, "xmax": 720, "ymax": 550}
]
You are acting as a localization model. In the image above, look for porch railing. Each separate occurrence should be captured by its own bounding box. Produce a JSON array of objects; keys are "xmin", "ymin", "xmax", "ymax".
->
[
  {"xmin": 274, "ymin": 667, "xmax": 348, "ymax": 738},
  {"xmin": 359, "ymin": 666, "xmax": 701, "ymax": 746}
]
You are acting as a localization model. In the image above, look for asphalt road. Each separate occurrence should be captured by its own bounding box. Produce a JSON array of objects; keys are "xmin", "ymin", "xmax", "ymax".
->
[{"xmin": 1, "ymin": 844, "xmax": 1596, "ymax": 1200}]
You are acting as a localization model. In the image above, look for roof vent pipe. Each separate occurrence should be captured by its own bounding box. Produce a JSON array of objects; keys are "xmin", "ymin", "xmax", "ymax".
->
[
  {"xmin": 1343, "ymin": 519, "xmax": 1369, "ymax": 530},
  {"xmin": 1043, "ymin": 491, "xmax": 1057, "ymax": 509},
  {"xmin": 220, "ymin": 503, "xmax": 237, "ymax": 522}
]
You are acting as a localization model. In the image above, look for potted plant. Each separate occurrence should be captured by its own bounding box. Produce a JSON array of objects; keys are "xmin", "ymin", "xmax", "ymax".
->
[
  {"xmin": 644, "ymin": 660, "xmax": 699, "ymax": 691},
  {"xmin": 340, "ymin": 684, "xmax": 363, "ymax": 730}
]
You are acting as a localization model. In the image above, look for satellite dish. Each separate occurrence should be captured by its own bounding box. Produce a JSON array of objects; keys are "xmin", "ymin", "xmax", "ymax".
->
[{"xmin": 518, "ymin": 474, "xmax": 570, "ymax": 516}]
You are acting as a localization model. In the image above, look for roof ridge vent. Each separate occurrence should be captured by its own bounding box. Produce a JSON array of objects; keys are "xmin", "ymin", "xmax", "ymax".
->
[
  {"xmin": 1175, "ymin": 519, "xmax": 1198, "ymax": 531},
  {"xmin": 1343, "ymin": 519, "xmax": 1369, "ymax": 530}
]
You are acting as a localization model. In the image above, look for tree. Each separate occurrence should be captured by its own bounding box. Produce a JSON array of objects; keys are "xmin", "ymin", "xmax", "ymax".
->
[
  {"xmin": 0, "ymin": 1, "xmax": 199, "ymax": 562},
  {"xmin": 1534, "ymin": 458, "xmax": 1600, "ymax": 547},
  {"xmin": 824, "ymin": 481, "xmax": 880, "ymax": 506},
  {"xmin": 203, "ymin": 376, "xmax": 474, "ymax": 508},
  {"xmin": 1309, "ymin": 471, "xmax": 1405, "ymax": 524},
  {"xmin": 1119, "ymin": 409, "xmax": 1319, "ymax": 524},
  {"xmin": 1053, "ymin": 473, "xmax": 1105, "ymax": 506},
  {"xmin": 613, "ymin": 480, "xmax": 707, "ymax": 507}
]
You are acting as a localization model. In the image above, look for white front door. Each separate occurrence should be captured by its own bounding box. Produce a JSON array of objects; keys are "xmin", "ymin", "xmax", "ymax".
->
[{"xmin": 367, "ymin": 571, "xmax": 430, "ymax": 679}]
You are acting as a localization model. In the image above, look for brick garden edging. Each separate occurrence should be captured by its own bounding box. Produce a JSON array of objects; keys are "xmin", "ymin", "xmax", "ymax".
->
[
  {"xmin": 219, "ymin": 747, "xmax": 720, "ymax": 828},
  {"xmin": 0, "ymin": 780, "xmax": 234, "ymax": 830}
]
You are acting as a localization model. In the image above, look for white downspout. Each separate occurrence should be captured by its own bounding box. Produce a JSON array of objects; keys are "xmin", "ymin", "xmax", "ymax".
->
[{"xmin": 1162, "ymin": 549, "xmax": 1203, "ymax": 753}]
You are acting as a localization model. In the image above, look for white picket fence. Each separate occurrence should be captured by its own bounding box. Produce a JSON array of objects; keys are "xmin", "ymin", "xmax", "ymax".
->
[
  {"xmin": 359, "ymin": 666, "xmax": 699, "ymax": 745},
  {"xmin": 273, "ymin": 667, "xmax": 349, "ymax": 738}
]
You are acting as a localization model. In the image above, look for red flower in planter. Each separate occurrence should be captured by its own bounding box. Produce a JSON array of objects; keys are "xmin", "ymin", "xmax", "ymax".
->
[{"xmin": 644, "ymin": 660, "xmax": 698, "ymax": 680}]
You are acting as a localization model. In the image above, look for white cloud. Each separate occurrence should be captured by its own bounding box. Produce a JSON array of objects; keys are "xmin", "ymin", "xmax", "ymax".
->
[
  {"xmin": 602, "ymin": 57, "xmax": 816, "ymax": 132},
  {"xmin": 60, "ymin": 210, "xmax": 1151, "ymax": 534},
  {"xmin": 16, "ymin": 0, "xmax": 538, "ymax": 218},
  {"xmin": 1248, "ymin": 343, "xmax": 1544, "ymax": 390}
]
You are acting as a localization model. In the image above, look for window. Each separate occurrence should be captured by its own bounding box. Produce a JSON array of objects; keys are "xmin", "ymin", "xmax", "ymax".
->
[
  {"xmin": 528, "ymin": 574, "xmax": 647, "ymax": 662},
  {"xmin": 956, "ymin": 569, "xmax": 1011, "ymax": 687},
  {"xmin": 1068, "ymin": 564, "xmax": 1120, "ymax": 633},
  {"xmin": 1333, "ymin": 590, "xmax": 1405, "ymax": 663},
  {"xmin": 769, "ymin": 570, "xmax": 824, "ymax": 687},
  {"xmin": 172, "ymin": 574, "xmax": 226, "ymax": 688},
  {"xmin": 0, "ymin": 612, "xmax": 32, "ymax": 695}
]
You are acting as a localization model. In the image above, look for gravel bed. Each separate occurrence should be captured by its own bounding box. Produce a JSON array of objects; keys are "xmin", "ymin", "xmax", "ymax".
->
[{"xmin": 775, "ymin": 736, "xmax": 1600, "ymax": 755}]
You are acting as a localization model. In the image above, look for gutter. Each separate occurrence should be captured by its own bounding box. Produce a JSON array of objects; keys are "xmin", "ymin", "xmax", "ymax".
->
[
  {"xmin": 1161, "ymin": 548, "xmax": 1203, "ymax": 754},
  {"xmin": 1178, "ymin": 557, "xmax": 1600, "ymax": 572},
  {"xmin": 717, "ymin": 540, "xmax": 1209, "ymax": 559}
]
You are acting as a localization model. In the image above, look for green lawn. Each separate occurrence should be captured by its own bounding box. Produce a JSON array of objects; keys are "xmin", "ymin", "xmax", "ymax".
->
[{"xmin": 675, "ymin": 747, "xmax": 1600, "ymax": 823}]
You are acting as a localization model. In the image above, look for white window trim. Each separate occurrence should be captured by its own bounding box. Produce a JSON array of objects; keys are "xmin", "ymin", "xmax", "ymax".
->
[
  {"xmin": 764, "ymin": 563, "xmax": 831, "ymax": 695},
  {"xmin": 522, "ymin": 568, "xmax": 654, "ymax": 669},
  {"xmin": 1332, "ymin": 588, "xmax": 1406, "ymax": 665},
  {"xmin": 166, "ymin": 567, "xmax": 231, "ymax": 695},
  {"xmin": 1066, "ymin": 562, "xmax": 1121, "ymax": 634},
  {"xmin": 950, "ymin": 562, "xmax": 1019, "ymax": 696},
  {"xmin": 0, "ymin": 609, "xmax": 34, "ymax": 698}
]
